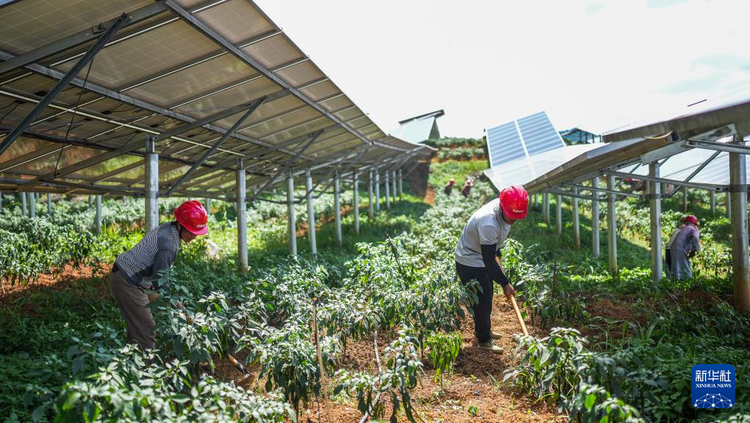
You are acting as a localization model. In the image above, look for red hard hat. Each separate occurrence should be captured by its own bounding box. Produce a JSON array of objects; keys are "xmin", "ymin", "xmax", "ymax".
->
[
  {"xmin": 683, "ymin": 215, "xmax": 699, "ymax": 226},
  {"xmin": 499, "ymin": 185, "xmax": 529, "ymax": 220},
  {"xmin": 449, "ymin": 179, "xmax": 455, "ymax": 184},
  {"xmin": 174, "ymin": 200, "xmax": 208, "ymax": 235}
]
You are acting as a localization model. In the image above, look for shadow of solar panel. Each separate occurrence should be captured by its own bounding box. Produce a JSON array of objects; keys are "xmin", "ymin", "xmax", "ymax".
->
[{"xmin": 487, "ymin": 121, "xmax": 525, "ymax": 167}]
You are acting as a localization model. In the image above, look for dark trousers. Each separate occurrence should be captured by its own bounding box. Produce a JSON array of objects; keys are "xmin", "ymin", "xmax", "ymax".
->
[
  {"xmin": 110, "ymin": 270, "xmax": 155, "ymax": 350},
  {"xmin": 456, "ymin": 261, "xmax": 493, "ymax": 343}
]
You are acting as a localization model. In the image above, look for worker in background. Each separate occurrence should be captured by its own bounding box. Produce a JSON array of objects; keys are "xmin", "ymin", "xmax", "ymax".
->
[
  {"xmin": 454, "ymin": 185, "xmax": 528, "ymax": 353},
  {"xmin": 461, "ymin": 178, "xmax": 473, "ymax": 198},
  {"xmin": 109, "ymin": 200, "xmax": 208, "ymax": 350},
  {"xmin": 666, "ymin": 215, "xmax": 700, "ymax": 280},
  {"xmin": 444, "ymin": 178, "xmax": 455, "ymax": 195}
]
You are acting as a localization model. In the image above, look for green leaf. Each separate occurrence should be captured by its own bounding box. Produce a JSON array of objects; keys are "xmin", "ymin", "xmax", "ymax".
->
[
  {"xmin": 31, "ymin": 405, "xmax": 46, "ymax": 422},
  {"xmin": 585, "ymin": 394, "xmax": 596, "ymax": 410}
]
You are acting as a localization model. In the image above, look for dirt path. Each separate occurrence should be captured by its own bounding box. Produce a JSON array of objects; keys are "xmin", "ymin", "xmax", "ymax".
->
[
  {"xmin": 425, "ymin": 185, "xmax": 436, "ymax": 205},
  {"xmin": 298, "ymin": 295, "xmax": 562, "ymax": 422}
]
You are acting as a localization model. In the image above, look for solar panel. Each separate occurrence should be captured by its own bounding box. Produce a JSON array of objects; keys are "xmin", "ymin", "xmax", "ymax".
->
[{"xmin": 486, "ymin": 111, "xmax": 565, "ymax": 167}]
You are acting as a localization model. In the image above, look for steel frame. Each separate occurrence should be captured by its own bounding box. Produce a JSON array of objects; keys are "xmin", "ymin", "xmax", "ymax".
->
[{"xmin": 0, "ymin": 13, "xmax": 130, "ymax": 156}]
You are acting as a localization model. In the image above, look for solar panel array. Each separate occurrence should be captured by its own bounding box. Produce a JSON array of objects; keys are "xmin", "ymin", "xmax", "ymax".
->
[{"xmin": 486, "ymin": 111, "xmax": 565, "ymax": 168}]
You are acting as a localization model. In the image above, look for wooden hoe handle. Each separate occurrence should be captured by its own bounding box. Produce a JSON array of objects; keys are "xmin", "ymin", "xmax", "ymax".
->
[{"xmin": 495, "ymin": 256, "xmax": 529, "ymax": 336}]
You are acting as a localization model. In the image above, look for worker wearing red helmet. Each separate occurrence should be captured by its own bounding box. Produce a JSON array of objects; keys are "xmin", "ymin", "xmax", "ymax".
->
[
  {"xmin": 109, "ymin": 200, "xmax": 208, "ymax": 350},
  {"xmin": 444, "ymin": 178, "xmax": 456, "ymax": 195},
  {"xmin": 666, "ymin": 215, "xmax": 700, "ymax": 280},
  {"xmin": 455, "ymin": 185, "xmax": 528, "ymax": 353}
]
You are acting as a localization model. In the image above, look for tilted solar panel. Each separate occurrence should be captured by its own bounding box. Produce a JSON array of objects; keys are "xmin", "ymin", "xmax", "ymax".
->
[
  {"xmin": 486, "ymin": 111, "xmax": 564, "ymax": 168},
  {"xmin": 487, "ymin": 121, "xmax": 525, "ymax": 167}
]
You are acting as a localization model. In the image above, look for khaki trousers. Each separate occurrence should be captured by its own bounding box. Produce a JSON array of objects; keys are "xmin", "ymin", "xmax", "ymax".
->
[{"xmin": 109, "ymin": 270, "xmax": 155, "ymax": 350}]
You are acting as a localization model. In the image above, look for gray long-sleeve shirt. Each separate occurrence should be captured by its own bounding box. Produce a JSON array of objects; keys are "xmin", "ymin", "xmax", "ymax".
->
[
  {"xmin": 115, "ymin": 222, "xmax": 181, "ymax": 291},
  {"xmin": 666, "ymin": 224, "xmax": 700, "ymax": 279}
]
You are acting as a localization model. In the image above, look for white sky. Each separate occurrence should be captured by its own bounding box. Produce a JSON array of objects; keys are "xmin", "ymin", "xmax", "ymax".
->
[{"xmin": 254, "ymin": 0, "xmax": 750, "ymax": 138}]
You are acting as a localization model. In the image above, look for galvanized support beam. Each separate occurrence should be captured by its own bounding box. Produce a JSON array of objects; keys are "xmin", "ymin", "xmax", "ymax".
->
[
  {"xmin": 572, "ymin": 189, "xmax": 580, "ymax": 250},
  {"xmin": 287, "ymin": 172, "xmax": 296, "ymax": 256},
  {"xmin": 205, "ymin": 198, "xmax": 211, "ymax": 213},
  {"xmin": 145, "ymin": 136, "xmax": 159, "ymax": 231},
  {"xmin": 368, "ymin": 169, "xmax": 374, "ymax": 219},
  {"xmin": 682, "ymin": 187, "xmax": 688, "ymax": 212},
  {"xmin": 591, "ymin": 178, "xmax": 600, "ymax": 259},
  {"xmin": 726, "ymin": 192, "xmax": 731, "ymax": 218},
  {"xmin": 0, "ymin": 192, "xmax": 3, "ymax": 211},
  {"xmin": 729, "ymin": 130, "xmax": 749, "ymax": 313},
  {"xmin": 604, "ymin": 170, "xmax": 723, "ymax": 192},
  {"xmin": 0, "ymin": 13, "xmax": 129, "ymax": 157},
  {"xmin": 649, "ymin": 163, "xmax": 662, "ymax": 283},
  {"xmin": 29, "ymin": 192, "xmax": 35, "ymax": 218},
  {"xmin": 95, "ymin": 195, "xmax": 102, "ymax": 235},
  {"xmin": 607, "ymin": 175, "xmax": 618, "ymax": 274},
  {"xmin": 306, "ymin": 170, "xmax": 317, "ymax": 259},
  {"xmin": 249, "ymin": 130, "xmax": 322, "ymax": 203},
  {"xmin": 166, "ymin": 98, "xmax": 265, "ymax": 195},
  {"xmin": 47, "ymin": 194, "xmax": 52, "ymax": 215},
  {"xmin": 398, "ymin": 169, "xmax": 403, "ymax": 198},
  {"xmin": 375, "ymin": 170, "xmax": 381, "ymax": 211},
  {"xmin": 391, "ymin": 170, "xmax": 397, "ymax": 205},
  {"xmin": 21, "ymin": 192, "xmax": 27, "ymax": 216},
  {"xmin": 236, "ymin": 158, "xmax": 247, "ymax": 271},
  {"xmin": 555, "ymin": 194, "xmax": 562, "ymax": 236},
  {"xmin": 385, "ymin": 171, "xmax": 391, "ymax": 210},
  {"xmin": 334, "ymin": 171, "xmax": 342, "ymax": 246},
  {"xmin": 353, "ymin": 171, "xmax": 360, "ymax": 234},
  {"xmin": 543, "ymin": 193, "xmax": 550, "ymax": 225},
  {"xmin": 710, "ymin": 190, "xmax": 716, "ymax": 214}
]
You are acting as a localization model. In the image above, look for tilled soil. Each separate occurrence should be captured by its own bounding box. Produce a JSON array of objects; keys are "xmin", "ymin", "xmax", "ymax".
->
[
  {"xmin": 297, "ymin": 295, "xmax": 562, "ymax": 422},
  {"xmin": 0, "ymin": 263, "xmax": 111, "ymax": 315}
]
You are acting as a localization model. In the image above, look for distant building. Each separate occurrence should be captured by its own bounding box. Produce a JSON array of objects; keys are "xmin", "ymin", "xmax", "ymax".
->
[
  {"xmin": 560, "ymin": 127, "xmax": 602, "ymax": 145},
  {"xmin": 388, "ymin": 110, "xmax": 444, "ymax": 144}
]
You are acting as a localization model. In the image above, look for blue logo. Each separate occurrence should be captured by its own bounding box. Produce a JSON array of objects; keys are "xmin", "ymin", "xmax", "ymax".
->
[{"xmin": 692, "ymin": 364, "xmax": 735, "ymax": 409}]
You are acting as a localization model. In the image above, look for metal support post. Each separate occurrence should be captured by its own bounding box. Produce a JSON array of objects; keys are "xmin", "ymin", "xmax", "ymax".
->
[
  {"xmin": 29, "ymin": 192, "xmax": 35, "ymax": 218},
  {"xmin": 21, "ymin": 192, "xmax": 27, "ymax": 216},
  {"xmin": 592, "ymin": 178, "xmax": 600, "ymax": 258},
  {"xmin": 375, "ymin": 170, "xmax": 381, "ymax": 211},
  {"xmin": 726, "ymin": 193, "xmax": 731, "ymax": 218},
  {"xmin": 353, "ymin": 171, "xmax": 360, "ymax": 234},
  {"xmin": 205, "ymin": 198, "xmax": 211, "ymax": 213},
  {"xmin": 145, "ymin": 136, "xmax": 159, "ymax": 232},
  {"xmin": 398, "ymin": 169, "xmax": 403, "ymax": 198},
  {"xmin": 0, "ymin": 191, "xmax": 3, "ymax": 211},
  {"xmin": 573, "ymin": 189, "xmax": 580, "ymax": 250},
  {"xmin": 730, "ymin": 131, "xmax": 749, "ymax": 312},
  {"xmin": 47, "ymin": 194, "xmax": 52, "ymax": 215},
  {"xmin": 682, "ymin": 187, "xmax": 688, "ymax": 212},
  {"xmin": 710, "ymin": 190, "xmax": 716, "ymax": 214},
  {"xmin": 236, "ymin": 158, "xmax": 247, "ymax": 271},
  {"xmin": 334, "ymin": 171, "xmax": 342, "ymax": 246},
  {"xmin": 607, "ymin": 175, "xmax": 618, "ymax": 274},
  {"xmin": 95, "ymin": 195, "xmax": 102, "ymax": 235},
  {"xmin": 555, "ymin": 194, "xmax": 562, "ymax": 236},
  {"xmin": 306, "ymin": 170, "xmax": 317, "ymax": 259},
  {"xmin": 368, "ymin": 169, "xmax": 374, "ymax": 219},
  {"xmin": 392, "ymin": 170, "xmax": 397, "ymax": 205},
  {"xmin": 385, "ymin": 170, "xmax": 391, "ymax": 210},
  {"xmin": 543, "ymin": 193, "xmax": 550, "ymax": 225},
  {"xmin": 649, "ymin": 163, "xmax": 662, "ymax": 283},
  {"xmin": 287, "ymin": 173, "xmax": 297, "ymax": 256}
]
